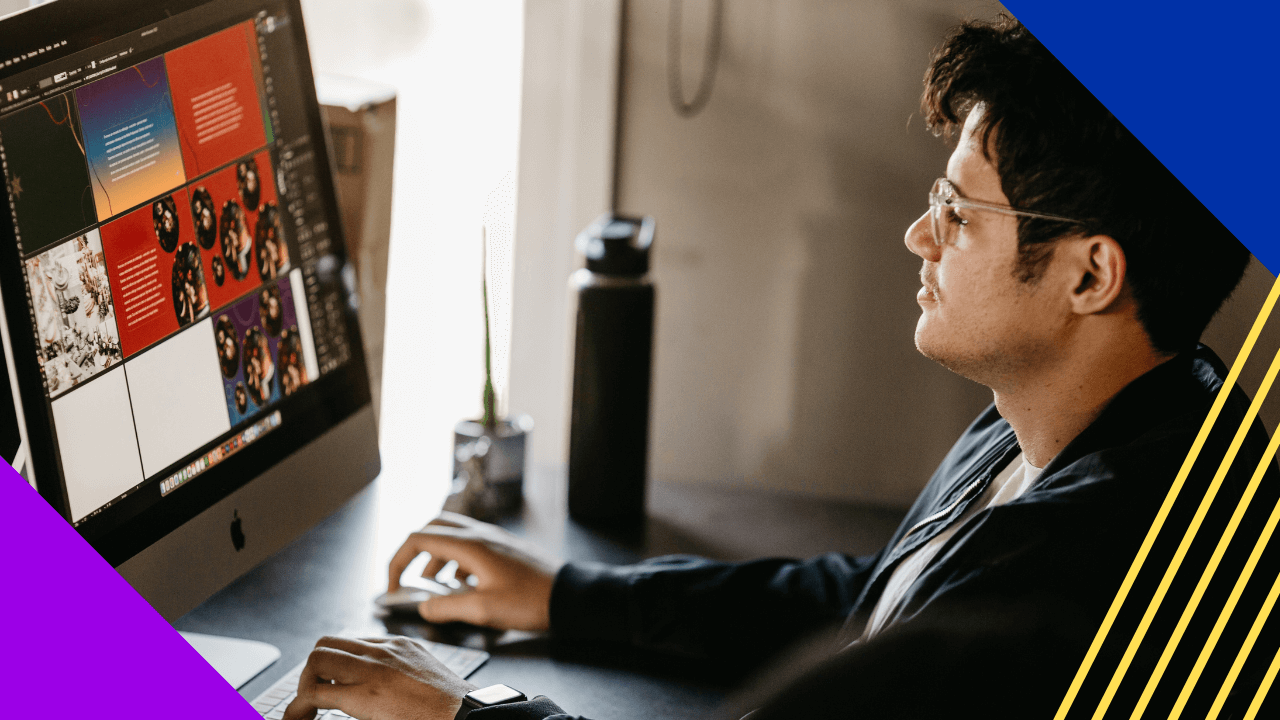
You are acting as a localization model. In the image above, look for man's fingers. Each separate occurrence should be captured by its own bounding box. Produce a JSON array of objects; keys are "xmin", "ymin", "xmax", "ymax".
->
[
  {"xmin": 280, "ymin": 695, "xmax": 318, "ymax": 720},
  {"xmin": 387, "ymin": 527, "xmax": 491, "ymax": 591},
  {"xmin": 422, "ymin": 555, "xmax": 449, "ymax": 581},
  {"xmin": 282, "ymin": 681, "xmax": 357, "ymax": 720},
  {"xmin": 314, "ymin": 635, "xmax": 381, "ymax": 657},
  {"xmin": 432, "ymin": 511, "xmax": 489, "ymax": 529},
  {"xmin": 387, "ymin": 542, "xmax": 418, "ymax": 591},
  {"xmin": 418, "ymin": 591, "xmax": 490, "ymax": 627},
  {"xmin": 282, "ymin": 647, "xmax": 363, "ymax": 720},
  {"xmin": 301, "ymin": 647, "xmax": 367, "ymax": 685}
]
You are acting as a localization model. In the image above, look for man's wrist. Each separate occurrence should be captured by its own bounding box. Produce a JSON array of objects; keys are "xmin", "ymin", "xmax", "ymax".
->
[{"xmin": 454, "ymin": 684, "xmax": 527, "ymax": 719}]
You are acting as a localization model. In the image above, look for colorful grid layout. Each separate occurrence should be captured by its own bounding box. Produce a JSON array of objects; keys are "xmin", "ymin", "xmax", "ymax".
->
[
  {"xmin": 0, "ymin": 19, "xmax": 317, "ymax": 525},
  {"xmin": 0, "ymin": 19, "xmax": 270, "ymax": 250}
]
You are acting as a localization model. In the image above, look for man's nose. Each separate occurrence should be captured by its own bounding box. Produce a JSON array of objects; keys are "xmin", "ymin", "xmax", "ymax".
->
[{"xmin": 904, "ymin": 211, "xmax": 941, "ymax": 261}]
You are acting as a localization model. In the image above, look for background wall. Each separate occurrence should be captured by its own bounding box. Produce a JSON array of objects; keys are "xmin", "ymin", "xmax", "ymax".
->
[
  {"xmin": 611, "ymin": 0, "xmax": 1277, "ymax": 508},
  {"xmin": 613, "ymin": 0, "xmax": 997, "ymax": 507}
]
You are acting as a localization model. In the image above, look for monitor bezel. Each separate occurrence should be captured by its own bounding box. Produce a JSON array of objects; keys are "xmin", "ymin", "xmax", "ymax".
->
[{"xmin": 0, "ymin": 0, "xmax": 375, "ymax": 566}]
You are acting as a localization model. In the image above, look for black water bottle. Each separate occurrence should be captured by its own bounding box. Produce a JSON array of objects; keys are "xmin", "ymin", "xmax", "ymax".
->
[{"xmin": 568, "ymin": 214, "xmax": 655, "ymax": 525}]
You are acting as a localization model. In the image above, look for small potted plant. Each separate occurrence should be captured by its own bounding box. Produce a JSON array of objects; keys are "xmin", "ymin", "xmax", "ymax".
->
[{"xmin": 444, "ymin": 224, "xmax": 531, "ymax": 520}]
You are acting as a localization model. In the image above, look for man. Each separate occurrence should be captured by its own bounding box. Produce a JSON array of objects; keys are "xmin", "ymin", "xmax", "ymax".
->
[{"xmin": 284, "ymin": 16, "xmax": 1272, "ymax": 720}]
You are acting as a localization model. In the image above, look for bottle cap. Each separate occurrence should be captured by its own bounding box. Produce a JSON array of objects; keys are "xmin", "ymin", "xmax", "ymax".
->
[{"xmin": 575, "ymin": 214, "xmax": 654, "ymax": 276}]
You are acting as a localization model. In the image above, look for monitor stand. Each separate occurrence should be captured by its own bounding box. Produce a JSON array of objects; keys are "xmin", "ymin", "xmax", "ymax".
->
[{"xmin": 180, "ymin": 632, "xmax": 281, "ymax": 690}]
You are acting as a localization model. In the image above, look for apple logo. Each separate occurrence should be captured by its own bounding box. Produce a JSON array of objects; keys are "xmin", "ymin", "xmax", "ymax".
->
[{"xmin": 230, "ymin": 509, "xmax": 245, "ymax": 552}]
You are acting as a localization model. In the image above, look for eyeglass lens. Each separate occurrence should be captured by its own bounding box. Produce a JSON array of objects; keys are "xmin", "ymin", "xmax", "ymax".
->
[{"xmin": 929, "ymin": 178, "xmax": 952, "ymax": 246}]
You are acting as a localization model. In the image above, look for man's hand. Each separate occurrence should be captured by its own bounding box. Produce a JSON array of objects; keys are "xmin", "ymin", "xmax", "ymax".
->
[
  {"xmin": 387, "ymin": 511, "xmax": 562, "ymax": 631},
  {"xmin": 280, "ymin": 636, "xmax": 476, "ymax": 720}
]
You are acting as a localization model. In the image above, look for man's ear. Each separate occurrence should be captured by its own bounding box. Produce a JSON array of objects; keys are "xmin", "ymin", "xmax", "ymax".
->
[{"xmin": 1063, "ymin": 235, "xmax": 1126, "ymax": 315}]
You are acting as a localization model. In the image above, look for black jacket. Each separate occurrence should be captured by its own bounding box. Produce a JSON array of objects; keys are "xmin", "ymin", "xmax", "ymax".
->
[{"xmin": 474, "ymin": 346, "xmax": 1280, "ymax": 719}]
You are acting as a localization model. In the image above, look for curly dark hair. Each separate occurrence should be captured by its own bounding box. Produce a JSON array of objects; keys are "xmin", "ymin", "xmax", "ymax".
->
[
  {"xmin": 219, "ymin": 200, "xmax": 251, "ymax": 281},
  {"xmin": 921, "ymin": 15, "xmax": 1249, "ymax": 354},
  {"xmin": 190, "ymin": 187, "xmax": 217, "ymax": 250},
  {"xmin": 152, "ymin": 195, "xmax": 179, "ymax": 253}
]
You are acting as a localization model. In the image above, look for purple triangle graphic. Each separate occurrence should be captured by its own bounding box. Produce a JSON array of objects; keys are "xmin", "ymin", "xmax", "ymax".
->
[{"xmin": 0, "ymin": 463, "xmax": 257, "ymax": 716}]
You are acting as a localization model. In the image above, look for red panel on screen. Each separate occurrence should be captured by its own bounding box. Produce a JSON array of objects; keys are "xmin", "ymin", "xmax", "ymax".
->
[
  {"xmin": 188, "ymin": 149, "xmax": 290, "ymax": 312},
  {"xmin": 166, "ymin": 21, "xmax": 268, "ymax": 179},
  {"xmin": 100, "ymin": 187, "xmax": 214, "ymax": 357}
]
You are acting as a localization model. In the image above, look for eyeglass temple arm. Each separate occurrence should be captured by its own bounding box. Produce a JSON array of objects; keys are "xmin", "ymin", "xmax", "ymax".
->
[{"xmin": 950, "ymin": 197, "xmax": 1081, "ymax": 224}]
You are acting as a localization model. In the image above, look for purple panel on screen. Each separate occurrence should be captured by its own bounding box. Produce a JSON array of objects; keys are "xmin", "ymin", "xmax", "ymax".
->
[
  {"xmin": 1003, "ymin": 0, "xmax": 1278, "ymax": 271},
  {"xmin": 0, "ymin": 463, "xmax": 256, "ymax": 716}
]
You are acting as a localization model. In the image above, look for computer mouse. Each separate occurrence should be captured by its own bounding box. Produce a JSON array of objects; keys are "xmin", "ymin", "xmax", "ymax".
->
[{"xmin": 375, "ymin": 578, "xmax": 467, "ymax": 614}]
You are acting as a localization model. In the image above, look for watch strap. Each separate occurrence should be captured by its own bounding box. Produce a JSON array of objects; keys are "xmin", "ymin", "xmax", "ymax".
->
[{"xmin": 455, "ymin": 684, "xmax": 527, "ymax": 720}]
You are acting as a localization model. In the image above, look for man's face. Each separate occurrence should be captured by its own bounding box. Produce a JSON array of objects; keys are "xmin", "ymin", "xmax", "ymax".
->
[{"xmin": 904, "ymin": 108, "xmax": 1071, "ymax": 388}]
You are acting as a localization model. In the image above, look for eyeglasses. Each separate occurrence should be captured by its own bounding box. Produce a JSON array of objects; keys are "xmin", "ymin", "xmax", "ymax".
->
[{"xmin": 928, "ymin": 177, "xmax": 1083, "ymax": 246}]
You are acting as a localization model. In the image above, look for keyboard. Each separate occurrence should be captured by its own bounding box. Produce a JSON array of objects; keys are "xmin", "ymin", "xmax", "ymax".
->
[{"xmin": 250, "ymin": 639, "xmax": 490, "ymax": 719}]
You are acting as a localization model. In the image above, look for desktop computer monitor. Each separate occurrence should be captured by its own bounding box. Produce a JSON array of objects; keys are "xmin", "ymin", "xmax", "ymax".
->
[{"xmin": 0, "ymin": 0, "xmax": 380, "ymax": 634}]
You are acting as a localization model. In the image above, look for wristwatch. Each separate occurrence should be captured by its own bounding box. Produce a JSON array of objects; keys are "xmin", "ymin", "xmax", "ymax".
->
[{"xmin": 454, "ymin": 684, "xmax": 528, "ymax": 719}]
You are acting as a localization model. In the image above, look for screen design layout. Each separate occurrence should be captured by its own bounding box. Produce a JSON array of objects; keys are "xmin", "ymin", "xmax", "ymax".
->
[{"xmin": 0, "ymin": 17, "xmax": 336, "ymax": 526}]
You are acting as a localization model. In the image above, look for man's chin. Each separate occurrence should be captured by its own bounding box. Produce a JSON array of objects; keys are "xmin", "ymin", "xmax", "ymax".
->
[
  {"xmin": 914, "ymin": 314, "xmax": 940, "ymax": 357},
  {"xmin": 914, "ymin": 324, "xmax": 966, "ymax": 375}
]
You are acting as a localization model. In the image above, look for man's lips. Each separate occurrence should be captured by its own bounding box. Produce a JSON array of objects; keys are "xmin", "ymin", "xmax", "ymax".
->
[{"xmin": 918, "ymin": 271, "xmax": 938, "ymax": 302}]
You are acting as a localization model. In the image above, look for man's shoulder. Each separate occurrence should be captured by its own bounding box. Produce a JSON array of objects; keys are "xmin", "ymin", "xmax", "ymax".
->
[{"xmin": 1043, "ymin": 344, "xmax": 1232, "ymax": 477}]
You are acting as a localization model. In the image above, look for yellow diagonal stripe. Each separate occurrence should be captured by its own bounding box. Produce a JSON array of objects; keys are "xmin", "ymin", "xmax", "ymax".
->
[
  {"xmin": 1054, "ymin": 274, "xmax": 1280, "ymax": 720},
  {"xmin": 1244, "ymin": 644, "xmax": 1280, "ymax": 720},
  {"xmin": 1091, "ymin": 345, "xmax": 1279, "ymax": 719},
  {"xmin": 1209, "ymin": 567, "xmax": 1280, "ymax": 718},
  {"xmin": 1129, "ymin": 349, "xmax": 1280, "ymax": 719},
  {"xmin": 1168, "ymin": 426, "xmax": 1280, "ymax": 719}
]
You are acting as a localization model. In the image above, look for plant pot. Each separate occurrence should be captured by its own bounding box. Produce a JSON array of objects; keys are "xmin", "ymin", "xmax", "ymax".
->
[{"xmin": 445, "ymin": 414, "xmax": 532, "ymax": 519}]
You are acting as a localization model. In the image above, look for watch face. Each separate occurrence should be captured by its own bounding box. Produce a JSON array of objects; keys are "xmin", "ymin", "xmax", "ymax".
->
[{"xmin": 469, "ymin": 684, "xmax": 525, "ymax": 706}]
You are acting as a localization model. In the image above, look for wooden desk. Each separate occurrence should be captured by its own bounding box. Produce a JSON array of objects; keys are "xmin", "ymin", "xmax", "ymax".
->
[{"xmin": 174, "ymin": 465, "xmax": 905, "ymax": 719}]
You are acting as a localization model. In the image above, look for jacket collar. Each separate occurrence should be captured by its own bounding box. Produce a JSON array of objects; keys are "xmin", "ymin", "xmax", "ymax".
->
[{"xmin": 1038, "ymin": 344, "xmax": 1224, "ymax": 479}]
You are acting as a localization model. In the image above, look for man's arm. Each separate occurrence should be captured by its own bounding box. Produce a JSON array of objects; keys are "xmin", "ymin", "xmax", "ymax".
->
[
  {"xmin": 278, "ymin": 513, "xmax": 885, "ymax": 720},
  {"xmin": 387, "ymin": 513, "xmax": 882, "ymax": 673},
  {"xmin": 549, "ymin": 553, "xmax": 876, "ymax": 673}
]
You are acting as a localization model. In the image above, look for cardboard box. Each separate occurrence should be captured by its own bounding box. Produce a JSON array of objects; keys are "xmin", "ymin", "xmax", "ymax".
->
[{"xmin": 317, "ymin": 74, "xmax": 397, "ymax": 426}]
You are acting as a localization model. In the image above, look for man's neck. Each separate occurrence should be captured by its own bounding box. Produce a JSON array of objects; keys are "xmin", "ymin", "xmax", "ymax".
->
[{"xmin": 992, "ymin": 331, "xmax": 1175, "ymax": 468}]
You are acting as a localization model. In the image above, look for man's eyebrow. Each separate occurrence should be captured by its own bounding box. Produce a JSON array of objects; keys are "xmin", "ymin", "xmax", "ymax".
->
[{"xmin": 944, "ymin": 177, "xmax": 969, "ymax": 198}]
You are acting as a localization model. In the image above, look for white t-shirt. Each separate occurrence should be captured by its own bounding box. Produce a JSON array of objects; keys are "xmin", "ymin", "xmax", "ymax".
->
[{"xmin": 862, "ymin": 452, "xmax": 1043, "ymax": 640}]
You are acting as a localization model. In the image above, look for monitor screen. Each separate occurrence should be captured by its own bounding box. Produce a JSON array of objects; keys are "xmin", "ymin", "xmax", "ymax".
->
[{"xmin": 0, "ymin": 0, "xmax": 372, "ymax": 567}]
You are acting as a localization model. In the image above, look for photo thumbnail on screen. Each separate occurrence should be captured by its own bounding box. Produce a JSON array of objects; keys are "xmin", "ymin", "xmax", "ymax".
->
[
  {"xmin": 24, "ymin": 229, "xmax": 122, "ymax": 396},
  {"xmin": 0, "ymin": 92, "xmax": 97, "ymax": 254},
  {"xmin": 189, "ymin": 149, "xmax": 291, "ymax": 309},
  {"xmin": 100, "ymin": 187, "xmax": 213, "ymax": 358},
  {"xmin": 216, "ymin": 275, "xmax": 308, "ymax": 426},
  {"xmin": 165, "ymin": 20, "xmax": 269, "ymax": 178},
  {"xmin": 75, "ymin": 55, "xmax": 186, "ymax": 221}
]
